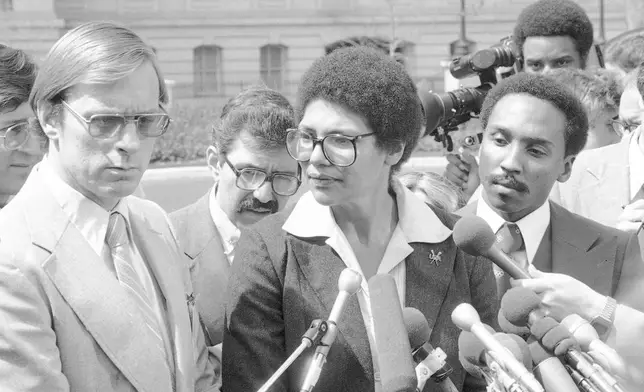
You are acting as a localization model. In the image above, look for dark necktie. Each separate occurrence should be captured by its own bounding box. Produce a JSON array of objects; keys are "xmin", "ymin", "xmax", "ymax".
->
[{"xmin": 495, "ymin": 222, "xmax": 528, "ymax": 299}]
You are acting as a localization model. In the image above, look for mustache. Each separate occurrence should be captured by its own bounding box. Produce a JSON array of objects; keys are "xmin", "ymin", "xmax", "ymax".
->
[
  {"xmin": 237, "ymin": 196, "xmax": 278, "ymax": 214},
  {"xmin": 487, "ymin": 174, "xmax": 529, "ymax": 193}
]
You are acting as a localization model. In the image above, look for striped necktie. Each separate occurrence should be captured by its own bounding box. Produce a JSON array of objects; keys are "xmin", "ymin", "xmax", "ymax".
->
[
  {"xmin": 106, "ymin": 212, "xmax": 170, "ymax": 366},
  {"xmin": 495, "ymin": 222, "xmax": 528, "ymax": 299}
]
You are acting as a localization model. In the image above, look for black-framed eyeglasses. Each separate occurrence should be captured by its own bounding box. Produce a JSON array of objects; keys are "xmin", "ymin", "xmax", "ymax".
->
[
  {"xmin": 286, "ymin": 128, "xmax": 375, "ymax": 167},
  {"xmin": 610, "ymin": 117, "xmax": 639, "ymax": 136},
  {"xmin": 0, "ymin": 121, "xmax": 32, "ymax": 151},
  {"xmin": 61, "ymin": 100, "xmax": 171, "ymax": 139},
  {"xmin": 224, "ymin": 156, "xmax": 301, "ymax": 196}
]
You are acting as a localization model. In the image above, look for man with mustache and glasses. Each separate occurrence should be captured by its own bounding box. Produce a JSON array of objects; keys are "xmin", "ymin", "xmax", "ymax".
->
[
  {"xmin": 0, "ymin": 44, "xmax": 43, "ymax": 210},
  {"xmin": 170, "ymin": 85, "xmax": 300, "ymax": 349},
  {"xmin": 458, "ymin": 73, "xmax": 644, "ymax": 384},
  {"xmin": 0, "ymin": 22, "xmax": 219, "ymax": 392}
]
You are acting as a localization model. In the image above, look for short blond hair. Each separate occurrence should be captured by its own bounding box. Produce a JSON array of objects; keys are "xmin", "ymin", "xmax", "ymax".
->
[
  {"xmin": 29, "ymin": 21, "xmax": 166, "ymax": 118},
  {"xmin": 398, "ymin": 171, "xmax": 465, "ymax": 213}
]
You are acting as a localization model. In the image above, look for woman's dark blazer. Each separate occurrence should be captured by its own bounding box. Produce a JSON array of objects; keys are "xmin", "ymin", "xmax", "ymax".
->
[{"xmin": 222, "ymin": 206, "xmax": 499, "ymax": 392}]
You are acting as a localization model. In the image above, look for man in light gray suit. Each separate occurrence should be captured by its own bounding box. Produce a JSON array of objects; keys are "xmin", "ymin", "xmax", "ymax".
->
[
  {"xmin": 0, "ymin": 22, "xmax": 219, "ymax": 392},
  {"xmin": 170, "ymin": 85, "xmax": 301, "ymax": 347}
]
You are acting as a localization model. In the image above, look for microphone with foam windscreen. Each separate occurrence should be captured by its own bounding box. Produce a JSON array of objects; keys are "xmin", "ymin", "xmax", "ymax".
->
[
  {"xmin": 453, "ymin": 216, "xmax": 531, "ymax": 279},
  {"xmin": 451, "ymin": 303, "xmax": 543, "ymax": 392},
  {"xmin": 458, "ymin": 329, "xmax": 533, "ymax": 392},
  {"xmin": 299, "ymin": 268, "xmax": 362, "ymax": 392},
  {"xmin": 368, "ymin": 274, "xmax": 418, "ymax": 392},
  {"xmin": 498, "ymin": 311, "xmax": 531, "ymax": 340},
  {"xmin": 402, "ymin": 307, "xmax": 458, "ymax": 392},
  {"xmin": 561, "ymin": 314, "xmax": 627, "ymax": 378},
  {"xmin": 528, "ymin": 339, "xmax": 585, "ymax": 392},
  {"xmin": 502, "ymin": 287, "xmax": 618, "ymax": 392}
]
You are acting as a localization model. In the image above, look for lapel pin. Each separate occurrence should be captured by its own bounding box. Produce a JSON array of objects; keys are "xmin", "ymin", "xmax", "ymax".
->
[
  {"xmin": 429, "ymin": 249, "xmax": 442, "ymax": 266},
  {"xmin": 186, "ymin": 292, "xmax": 196, "ymax": 306}
]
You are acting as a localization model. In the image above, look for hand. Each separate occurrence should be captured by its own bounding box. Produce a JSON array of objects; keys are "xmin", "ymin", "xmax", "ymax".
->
[
  {"xmin": 444, "ymin": 150, "xmax": 480, "ymax": 200},
  {"xmin": 616, "ymin": 199, "xmax": 644, "ymax": 233},
  {"xmin": 511, "ymin": 265, "xmax": 605, "ymax": 322}
]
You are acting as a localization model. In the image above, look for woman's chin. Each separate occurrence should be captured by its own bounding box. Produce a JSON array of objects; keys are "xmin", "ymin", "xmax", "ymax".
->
[{"xmin": 310, "ymin": 188, "xmax": 338, "ymax": 206}]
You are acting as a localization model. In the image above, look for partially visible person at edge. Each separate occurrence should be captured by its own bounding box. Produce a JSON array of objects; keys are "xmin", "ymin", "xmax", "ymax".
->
[
  {"xmin": 170, "ymin": 85, "xmax": 300, "ymax": 349},
  {"xmin": 222, "ymin": 46, "xmax": 498, "ymax": 392},
  {"xmin": 0, "ymin": 44, "xmax": 44, "ymax": 210},
  {"xmin": 0, "ymin": 21, "xmax": 220, "ymax": 392}
]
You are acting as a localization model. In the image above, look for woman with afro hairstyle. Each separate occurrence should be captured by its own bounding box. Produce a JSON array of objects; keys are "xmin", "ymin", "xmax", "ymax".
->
[{"xmin": 222, "ymin": 46, "xmax": 498, "ymax": 392}]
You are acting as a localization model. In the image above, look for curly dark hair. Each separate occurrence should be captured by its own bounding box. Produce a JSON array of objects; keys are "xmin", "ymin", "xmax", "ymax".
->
[
  {"xmin": 212, "ymin": 84, "xmax": 295, "ymax": 155},
  {"xmin": 480, "ymin": 73, "xmax": 588, "ymax": 157},
  {"xmin": 513, "ymin": 0, "xmax": 594, "ymax": 66},
  {"xmin": 296, "ymin": 46, "xmax": 423, "ymax": 173}
]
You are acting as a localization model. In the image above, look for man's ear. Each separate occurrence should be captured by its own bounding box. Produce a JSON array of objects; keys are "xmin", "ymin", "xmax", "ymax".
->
[
  {"xmin": 206, "ymin": 145, "xmax": 223, "ymax": 183},
  {"xmin": 557, "ymin": 154, "xmax": 576, "ymax": 183},
  {"xmin": 37, "ymin": 103, "xmax": 60, "ymax": 141}
]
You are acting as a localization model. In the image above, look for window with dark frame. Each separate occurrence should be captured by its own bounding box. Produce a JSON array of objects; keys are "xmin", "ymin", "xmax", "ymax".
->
[{"xmin": 193, "ymin": 45, "xmax": 223, "ymax": 96}]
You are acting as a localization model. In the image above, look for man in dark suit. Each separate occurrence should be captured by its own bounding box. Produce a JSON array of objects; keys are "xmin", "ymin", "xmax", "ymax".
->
[
  {"xmin": 458, "ymin": 72, "xmax": 644, "ymax": 382},
  {"xmin": 170, "ymin": 85, "xmax": 301, "ymax": 348}
]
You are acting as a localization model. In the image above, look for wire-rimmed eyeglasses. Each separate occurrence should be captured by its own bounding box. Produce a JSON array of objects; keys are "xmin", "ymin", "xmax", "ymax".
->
[
  {"xmin": 0, "ymin": 121, "xmax": 32, "ymax": 151},
  {"xmin": 61, "ymin": 100, "xmax": 171, "ymax": 139}
]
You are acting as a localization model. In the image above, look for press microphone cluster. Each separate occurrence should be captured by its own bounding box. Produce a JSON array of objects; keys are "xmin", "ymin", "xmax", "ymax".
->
[
  {"xmin": 501, "ymin": 287, "xmax": 628, "ymax": 392},
  {"xmin": 452, "ymin": 302, "xmax": 544, "ymax": 392}
]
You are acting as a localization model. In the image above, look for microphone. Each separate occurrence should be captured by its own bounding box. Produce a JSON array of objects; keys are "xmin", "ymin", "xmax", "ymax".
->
[
  {"xmin": 567, "ymin": 365, "xmax": 602, "ymax": 392},
  {"xmin": 300, "ymin": 268, "xmax": 362, "ymax": 392},
  {"xmin": 368, "ymin": 274, "xmax": 418, "ymax": 392},
  {"xmin": 561, "ymin": 314, "xmax": 627, "ymax": 377},
  {"xmin": 502, "ymin": 287, "xmax": 618, "ymax": 392},
  {"xmin": 453, "ymin": 216, "xmax": 531, "ymax": 279},
  {"xmin": 451, "ymin": 303, "xmax": 543, "ymax": 392},
  {"xmin": 528, "ymin": 340, "xmax": 584, "ymax": 392},
  {"xmin": 402, "ymin": 307, "xmax": 458, "ymax": 392},
  {"xmin": 458, "ymin": 329, "xmax": 533, "ymax": 392},
  {"xmin": 498, "ymin": 311, "xmax": 531, "ymax": 340}
]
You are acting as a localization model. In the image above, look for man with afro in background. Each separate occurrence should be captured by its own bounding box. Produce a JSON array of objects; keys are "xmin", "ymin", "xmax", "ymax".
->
[{"xmin": 513, "ymin": 0, "xmax": 595, "ymax": 74}]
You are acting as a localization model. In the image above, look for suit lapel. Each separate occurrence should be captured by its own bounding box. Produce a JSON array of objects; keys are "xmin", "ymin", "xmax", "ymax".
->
[
  {"xmin": 291, "ymin": 238, "xmax": 373, "ymax": 382},
  {"xmin": 130, "ymin": 209, "xmax": 194, "ymax": 392},
  {"xmin": 28, "ymin": 186, "xmax": 172, "ymax": 392},
  {"xmin": 549, "ymin": 202, "xmax": 617, "ymax": 295},
  {"xmin": 406, "ymin": 241, "xmax": 456, "ymax": 339}
]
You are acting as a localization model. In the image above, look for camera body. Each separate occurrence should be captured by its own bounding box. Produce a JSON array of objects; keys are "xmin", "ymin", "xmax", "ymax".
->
[{"xmin": 418, "ymin": 37, "xmax": 522, "ymax": 152}]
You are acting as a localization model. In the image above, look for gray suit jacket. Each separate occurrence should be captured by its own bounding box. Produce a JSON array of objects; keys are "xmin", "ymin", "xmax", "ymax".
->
[
  {"xmin": 458, "ymin": 201, "xmax": 644, "ymax": 309},
  {"xmin": 170, "ymin": 190, "xmax": 230, "ymax": 347},
  {"xmin": 551, "ymin": 134, "xmax": 632, "ymax": 228},
  {"xmin": 0, "ymin": 166, "xmax": 220, "ymax": 392}
]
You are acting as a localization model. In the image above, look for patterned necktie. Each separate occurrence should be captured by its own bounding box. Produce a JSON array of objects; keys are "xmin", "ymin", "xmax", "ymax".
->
[
  {"xmin": 106, "ymin": 212, "xmax": 169, "ymax": 364},
  {"xmin": 495, "ymin": 222, "xmax": 528, "ymax": 299}
]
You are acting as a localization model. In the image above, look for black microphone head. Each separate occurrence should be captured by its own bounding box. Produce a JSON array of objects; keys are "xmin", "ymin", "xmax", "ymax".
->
[
  {"xmin": 496, "ymin": 333, "xmax": 533, "ymax": 371},
  {"xmin": 402, "ymin": 307, "xmax": 431, "ymax": 351},
  {"xmin": 498, "ymin": 311, "xmax": 531, "ymax": 339},
  {"xmin": 537, "ymin": 321, "xmax": 580, "ymax": 356},
  {"xmin": 530, "ymin": 316, "xmax": 559, "ymax": 340},
  {"xmin": 452, "ymin": 216, "xmax": 496, "ymax": 257},
  {"xmin": 367, "ymin": 274, "xmax": 417, "ymax": 392},
  {"xmin": 501, "ymin": 287, "xmax": 542, "ymax": 327},
  {"xmin": 528, "ymin": 340, "xmax": 554, "ymax": 365}
]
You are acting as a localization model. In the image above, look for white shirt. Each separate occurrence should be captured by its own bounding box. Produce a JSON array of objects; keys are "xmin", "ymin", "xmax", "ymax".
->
[
  {"xmin": 629, "ymin": 130, "xmax": 644, "ymax": 200},
  {"xmin": 209, "ymin": 187, "xmax": 241, "ymax": 265},
  {"xmin": 476, "ymin": 197, "xmax": 551, "ymax": 265},
  {"xmin": 39, "ymin": 157, "xmax": 175, "ymax": 369},
  {"xmin": 282, "ymin": 179, "xmax": 452, "ymax": 391}
]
